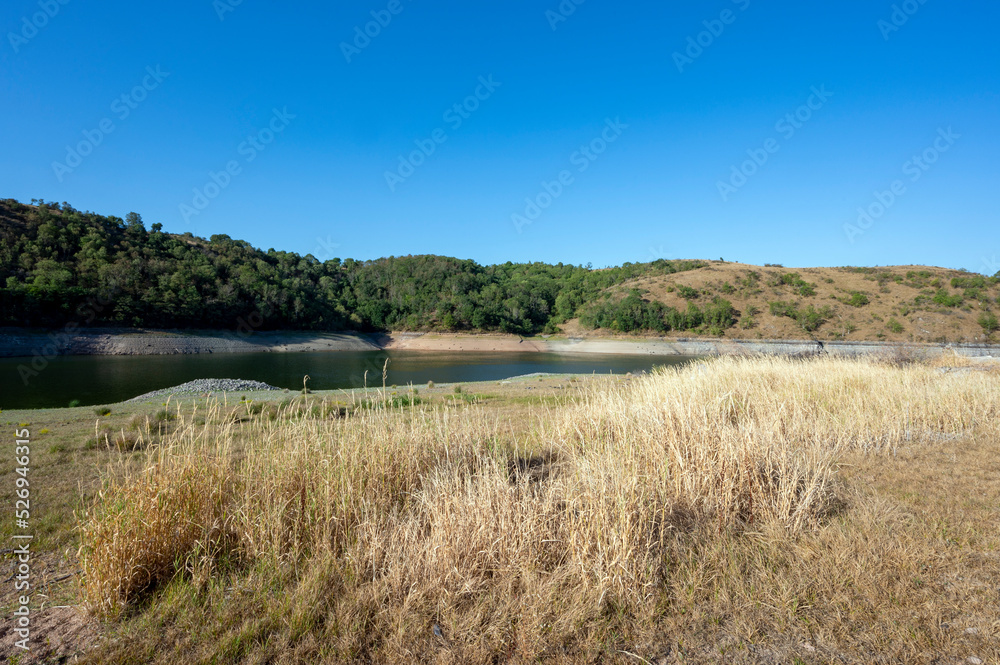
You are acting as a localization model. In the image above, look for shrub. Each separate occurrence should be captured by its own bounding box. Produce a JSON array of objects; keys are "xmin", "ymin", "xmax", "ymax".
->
[
  {"xmin": 769, "ymin": 301, "xmax": 798, "ymax": 318},
  {"xmin": 951, "ymin": 275, "xmax": 997, "ymax": 289},
  {"xmin": 68, "ymin": 399, "xmax": 81, "ymax": 408},
  {"xmin": 932, "ymin": 289, "xmax": 963, "ymax": 307},
  {"xmin": 777, "ymin": 272, "xmax": 817, "ymax": 297},
  {"xmin": 797, "ymin": 305, "xmax": 832, "ymax": 332},
  {"xmin": 964, "ymin": 288, "xmax": 989, "ymax": 305},
  {"xmin": 94, "ymin": 407, "xmax": 112, "ymax": 417},
  {"xmin": 886, "ymin": 318, "xmax": 904, "ymax": 334},
  {"xmin": 676, "ymin": 285, "xmax": 699, "ymax": 300},
  {"xmin": 703, "ymin": 297, "xmax": 737, "ymax": 329},
  {"xmin": 846, "ymin": 291, "xmax": 870, "ymax": 307},
  {"xmin": 979, "ymin": 312, "xmax": 999, "ymax": 334}
]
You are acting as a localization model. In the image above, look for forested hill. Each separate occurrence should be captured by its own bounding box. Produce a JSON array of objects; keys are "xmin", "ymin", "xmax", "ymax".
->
[{"xmin": 0, "ymin": 199, "xmax": 704, "ymax": 333}]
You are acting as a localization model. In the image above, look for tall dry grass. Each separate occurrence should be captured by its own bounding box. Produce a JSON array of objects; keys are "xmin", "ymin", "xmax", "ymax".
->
[{"xmin": 77, "ymin": 356, "xmax": 1000, "ymax": 662}]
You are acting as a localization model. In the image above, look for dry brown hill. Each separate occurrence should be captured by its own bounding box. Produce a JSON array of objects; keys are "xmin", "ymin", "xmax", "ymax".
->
[{"xmin": 563, "ymin": 261, "xmax": 1000, "ymax": 344}]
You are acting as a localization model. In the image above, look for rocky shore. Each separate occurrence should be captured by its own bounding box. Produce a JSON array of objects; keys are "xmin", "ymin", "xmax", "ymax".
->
[{"xmin": 126, "ymin": 379, "xmax": 281, "ymax": 402}]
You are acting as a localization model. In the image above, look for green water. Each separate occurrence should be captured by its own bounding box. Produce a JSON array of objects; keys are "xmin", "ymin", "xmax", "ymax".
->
[{"xmin": 0, "ymin": 350, "xmax": 698, "ymax": 410}]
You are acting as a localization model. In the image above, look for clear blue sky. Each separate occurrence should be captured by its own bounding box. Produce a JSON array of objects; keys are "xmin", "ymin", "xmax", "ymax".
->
[{"xmin": 2, "ymin": 1, "xmax": 997, "ymax": 273}]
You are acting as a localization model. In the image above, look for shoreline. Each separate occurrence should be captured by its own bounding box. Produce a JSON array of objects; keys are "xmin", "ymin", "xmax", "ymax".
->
[{"xmin": 1, "ymin": 328, "xmax": 997, "ymax": 360}]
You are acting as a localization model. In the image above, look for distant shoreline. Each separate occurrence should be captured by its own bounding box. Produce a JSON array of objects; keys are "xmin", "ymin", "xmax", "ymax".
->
[{"xmin": 1, "ymin": 328, "xmax": 997, "ymax": 360}]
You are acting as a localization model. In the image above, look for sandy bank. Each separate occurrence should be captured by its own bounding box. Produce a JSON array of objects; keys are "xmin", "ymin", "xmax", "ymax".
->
[
  {"xmin": 385, "ymin": 332, "xmax": 1000, "ymax": 359},
  {"xmin": 1, "ymin": 328, "xmax": 997, "ymax": 359}
]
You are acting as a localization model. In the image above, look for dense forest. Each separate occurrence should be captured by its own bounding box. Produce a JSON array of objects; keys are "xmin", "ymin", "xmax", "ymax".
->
[{"xmin": 0, "ymin": 199, "xmax": 709, "ymax": 334}]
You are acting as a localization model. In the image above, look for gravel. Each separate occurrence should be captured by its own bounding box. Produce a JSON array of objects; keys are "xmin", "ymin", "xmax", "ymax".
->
[{"xmin": 126, "ymin": 378, "xmax": 281, "ymax": 402}]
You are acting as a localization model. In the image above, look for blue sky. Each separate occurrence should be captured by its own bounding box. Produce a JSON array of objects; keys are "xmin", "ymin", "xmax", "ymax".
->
[{"xmin": 2, "ymin": 0, "xmax": 997, "ymax": 273}]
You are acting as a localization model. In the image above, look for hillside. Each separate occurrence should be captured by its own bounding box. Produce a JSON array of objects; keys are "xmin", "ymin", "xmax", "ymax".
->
[
  {"xmin": 1, "ymin": 198, "xmax": 997, "ymax": 343},
  {"xmin": 571, "ymin": 262, "xmax": 1000, "ymax": 344},
  {"xmin": 0, "ymin": 199, "xmax": 701, "ymax": 334}
]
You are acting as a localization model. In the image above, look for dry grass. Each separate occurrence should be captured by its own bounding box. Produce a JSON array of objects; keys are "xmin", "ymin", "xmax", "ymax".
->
[
  {"xmin": 77, "ymin": 357, "xmax": 1000, "ymax": 663},
  {"xmin": 581, "ymin": 262, "xmax": 1000, "ymax": 344}
]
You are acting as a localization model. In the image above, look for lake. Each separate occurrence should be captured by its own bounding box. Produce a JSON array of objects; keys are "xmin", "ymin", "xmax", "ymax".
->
[{"xmin": 0, "ymin": 351, "xmax": 698, "ymax": 410}]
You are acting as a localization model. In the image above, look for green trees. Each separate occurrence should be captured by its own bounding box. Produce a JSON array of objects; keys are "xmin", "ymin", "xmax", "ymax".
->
[
  {"xmin": 577, "ymin": 291, "xmax": 736, "ymax": 335},
  {"xmin": 0, "ymin": 199, "xmax": 706, "ymax": 334}
]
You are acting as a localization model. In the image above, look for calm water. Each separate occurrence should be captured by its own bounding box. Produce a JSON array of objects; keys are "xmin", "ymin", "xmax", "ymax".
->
[{"xmin": 0, "ymin": 351, "xmax": 697, "ymax": 410}]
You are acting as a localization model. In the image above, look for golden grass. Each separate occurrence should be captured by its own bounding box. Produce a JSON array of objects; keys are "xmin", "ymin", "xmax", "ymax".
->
[{"xmin": 77, "ymin": 357, "xmax": 1000, "ymax": 663}]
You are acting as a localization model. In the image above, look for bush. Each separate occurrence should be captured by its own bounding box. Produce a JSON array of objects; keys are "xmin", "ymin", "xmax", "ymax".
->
[
  {"xmin": 94, "ymin": 407, "xmax": 112, "ymax": 417},
  {"xmin": 703, "ymin": 297, "xmax": 736, "ymax": 329},
  {"xmin": 769, "ymin": 301, "xmax": 798, "ymax": 318},
  {"xmin": 778, "ymin": 272, "xmax": 817, "ymax": 297},
  {"xmin": 68, "ymin": 399, "xmax": 81, "ymax": 408},
  {"xmin": 886, "ymin": 318, "xmax": 904, "ymax": 334},
  {"xmin": 979, "ymin": 312, "xmax": 999, "ymax": 334},
  {"xmin": 952, "ymin": 275, "xmax": 998, "ymax": 289},
  {"xmin": 797, "ymin": 305, "xmax": 831, "ymax": 332},
  {"xmin": 676, "ymin": 285, "xmax": 700, "ymax": 300},
  {"xmin": 846, "ymin": 291, "xmax": 870, "ymax": 307},
  {"xmin": 932, "ymin": 289, "xmax": 963, "ymax": 307}
]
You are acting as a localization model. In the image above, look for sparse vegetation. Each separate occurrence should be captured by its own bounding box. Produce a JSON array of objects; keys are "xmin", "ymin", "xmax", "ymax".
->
[
  {"xmin": 933, "ymin": 288, "xmax": 964, "ymax": 307},
  {"xmin": 769, "ymin": 300, "xmax": 832, "ymax": 332},
  {"xmin": 72, "ymin": 357, "xmax": 1000, "ymax": 663}
]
